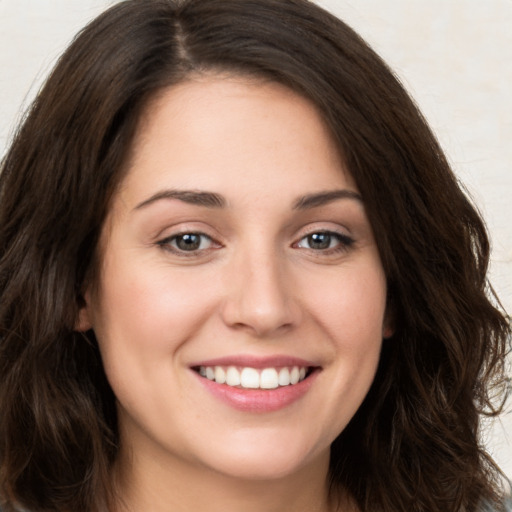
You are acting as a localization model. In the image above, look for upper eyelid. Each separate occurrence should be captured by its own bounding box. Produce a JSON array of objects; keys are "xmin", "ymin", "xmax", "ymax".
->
[
  {"xmin": 156, "ymin": 232, "xmax": 222, "ymax": 258},
  {"xmin": 293, "ymin": 223, "xmax": 353, "ymax": 241},
  {"xmin": 153, "ymin": 221, "xmax": 355, "ymax": 245},
  {"xmin": 294, "ymin": 230, "xmax": 354, "ymax": 246},
  {"xmin": 159, "ymin": 231, "xmax": 218, "ymax": 246},
  {"xmin": 298, "ymin": 229, "xmax": 353, "ymax": 240},
  {"xmin": 154, "ymin": 223, "xmax": 222, "ymax": 242}
]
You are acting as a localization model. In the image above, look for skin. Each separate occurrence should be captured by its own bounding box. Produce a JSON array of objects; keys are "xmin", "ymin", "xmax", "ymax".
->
[{"xmin": 78, "ymin": 75, "xmax": 390, "ymax": 512}]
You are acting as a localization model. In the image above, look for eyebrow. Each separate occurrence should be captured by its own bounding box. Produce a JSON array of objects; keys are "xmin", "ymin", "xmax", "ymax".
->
[
  {"xmin": 292, "ymin": 189, "xmax": 363, "ymax": 210},
  {"xmin": 134, "ymin": 189, "xmax": 226, "ymax": 210},
  {"xmin": 133, "ymin": 187, "xmax": 362, "ymax": 211}
]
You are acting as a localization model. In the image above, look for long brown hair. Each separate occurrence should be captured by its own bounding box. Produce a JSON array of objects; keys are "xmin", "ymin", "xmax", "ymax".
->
[{"xmin": 0, "ymin": 1, "xmax": 510, "ymax": 511}]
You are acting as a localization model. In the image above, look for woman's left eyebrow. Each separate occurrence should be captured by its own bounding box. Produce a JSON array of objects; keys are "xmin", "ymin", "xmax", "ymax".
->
[{"xmin": 292, "ymin": 189, "xmax": 363, "ymax": 210}]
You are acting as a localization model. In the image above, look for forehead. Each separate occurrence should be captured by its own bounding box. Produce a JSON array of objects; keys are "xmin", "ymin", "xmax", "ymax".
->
[{"xmin": 118, "ymin": 75, "xmax": 356, "ymax": 209}]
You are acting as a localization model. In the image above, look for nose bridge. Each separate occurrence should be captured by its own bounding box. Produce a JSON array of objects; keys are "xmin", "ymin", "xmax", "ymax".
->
[{"xmin": 221, "ymin": 237, "xmax": 297, "ymax": 336}]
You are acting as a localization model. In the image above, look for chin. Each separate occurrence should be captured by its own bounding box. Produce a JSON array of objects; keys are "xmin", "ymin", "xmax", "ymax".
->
[{"xmin": 196, "ymin": 434, "xmax": 328, "ymax": 482}]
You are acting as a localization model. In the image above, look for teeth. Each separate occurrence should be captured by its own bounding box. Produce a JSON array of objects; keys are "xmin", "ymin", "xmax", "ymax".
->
[
  {"xmin": 260, "ymin": 368, "xmax": 278, "ymax": 389},
  {"xmin": 278, "ymin": 367, "xmax": 291, "ymax": 386},
  {"xmin": 240, "ymin": 368, "xmax": 260, "ymax": 388},
  {"xmin": 214, "ymin": 366, "xmax": 226, "ymax": 384},
  {"xmin": 198, "ymin": 365, "xmax": 309, "ymax": 389},
  {"xmin": 290, "ymin": 366, "xmax": 300, "ymax": 385},
  {"xmin": 226, "ymin": 366, "xmax": 241, "ymax": 386}
]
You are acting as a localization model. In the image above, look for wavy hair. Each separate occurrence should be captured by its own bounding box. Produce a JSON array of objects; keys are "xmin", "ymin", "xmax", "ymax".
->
[{"xmin": 0, "ymin": 1, "xmax": 510, "ymax": 511}]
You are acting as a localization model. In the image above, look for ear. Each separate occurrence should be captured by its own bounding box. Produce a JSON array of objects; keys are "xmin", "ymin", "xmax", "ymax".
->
[
  {"xmin": 75, "ymin": 290, "xmax": 93, "ymax": 332},
  {"xmin": 382, "ymin": 300, "xmax": 395, "ymax": 339},
  {"xmin": 382, "ymin": 324, "xmax": 394, "ymax": 339}
]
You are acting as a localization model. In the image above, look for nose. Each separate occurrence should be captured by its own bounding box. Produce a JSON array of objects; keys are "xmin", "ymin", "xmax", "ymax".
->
[{"xmin": 220, "ymin": 247, "xmax": 300, "ymax": 338}]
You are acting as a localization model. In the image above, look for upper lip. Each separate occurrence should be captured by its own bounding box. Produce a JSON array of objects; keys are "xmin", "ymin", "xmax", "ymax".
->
[{"xmin": 189, "ymin": 354, "xmax": 319, "ymax": 369}]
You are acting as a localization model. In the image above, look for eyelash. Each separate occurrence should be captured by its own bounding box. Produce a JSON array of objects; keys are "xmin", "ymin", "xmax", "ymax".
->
[
  {"xmin": 157, "ymin": 232, "xmax": 218, "ymax": 256},
  {"xmin": 294, "ymin": 231, "xmax": 355, "ymax": 255},
  {"xmin": 156, "ymin": 230, "xmax": 354, "ymax": 257}
]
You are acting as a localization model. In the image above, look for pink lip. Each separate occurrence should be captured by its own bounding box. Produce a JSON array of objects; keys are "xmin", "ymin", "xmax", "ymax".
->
[
  {"xmin": 191, "ymin": 364, "xmax": 320, "ymax": 413},
  {"xmin": 190, "ymin": 354, "xmax": 316, "ymax": 369}
]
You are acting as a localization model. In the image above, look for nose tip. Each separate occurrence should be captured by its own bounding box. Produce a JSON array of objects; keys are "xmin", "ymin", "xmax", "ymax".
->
[
  {"xmin": 220, "ymin": 259, "xmax": 299, "ymax": 337},
  {"xmin": 227, "ymin": 298, "xmax": 294, "ymax": 337}
]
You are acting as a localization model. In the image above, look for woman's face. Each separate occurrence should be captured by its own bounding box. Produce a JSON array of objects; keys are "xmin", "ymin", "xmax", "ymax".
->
[{"xmin": 80, "ymin": 76, "xmax": 389, "ymax": 483}]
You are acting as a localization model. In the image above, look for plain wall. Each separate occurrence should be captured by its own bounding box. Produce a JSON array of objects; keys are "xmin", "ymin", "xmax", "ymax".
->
[{"xmin": 1, "ymin": 0, "xmax": 510, "ymax": 479}]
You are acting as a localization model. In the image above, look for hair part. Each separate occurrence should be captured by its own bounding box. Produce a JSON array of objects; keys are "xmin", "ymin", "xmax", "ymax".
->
[{"xmin": 0, "ymin": 1, "xmax": 510, "ymax": 511}]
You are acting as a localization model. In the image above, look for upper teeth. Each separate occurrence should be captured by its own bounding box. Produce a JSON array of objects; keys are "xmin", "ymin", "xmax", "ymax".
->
[{"xmin": 199, "ymin": 366, "xmax": 308, "ymax": 389}]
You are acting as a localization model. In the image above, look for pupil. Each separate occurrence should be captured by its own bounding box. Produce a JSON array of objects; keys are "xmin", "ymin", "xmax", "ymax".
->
[
  {"xmin": 177, "ymin": 234, "xmax": 201, "ymax": 251},
  {"xmin": 309, "ymin": 233, "xmax": 330, "ymax": 249}
]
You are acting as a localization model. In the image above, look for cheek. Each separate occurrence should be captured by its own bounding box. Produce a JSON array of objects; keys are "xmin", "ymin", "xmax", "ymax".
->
[
  {"xmin": 299, "ymin": 261, "xmax": 387, "ymax": 348},
  {"xmin": 89, "ymin": 259, "xmax": 223, "ymax": 422},
  {"xmin": 90, "ymin": 256, "xmax": 220, "ymax": 370},
  {"xmin": 299, "ymin": 263, "xmax": 386, "ymax": 432}
]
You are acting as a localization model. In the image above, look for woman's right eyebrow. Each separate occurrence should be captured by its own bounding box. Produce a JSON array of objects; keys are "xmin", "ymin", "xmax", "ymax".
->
[{"xmin": 133, "ymin": 189, "xmax": 227, "ymax": 210}]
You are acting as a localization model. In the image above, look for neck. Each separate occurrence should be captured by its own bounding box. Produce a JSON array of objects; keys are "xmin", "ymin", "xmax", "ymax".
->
[{"xmin": 113, "ymin": 445, "xmax": 350, "ymax": 512}]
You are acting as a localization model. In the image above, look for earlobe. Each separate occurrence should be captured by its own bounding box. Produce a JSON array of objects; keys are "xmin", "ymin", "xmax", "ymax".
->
[
  {"xmin": 75, "ymin": 292, "xmax": 93, "ymax": 332},
  {"xmin": 382, "ymin": 302, "xmax": 395, "ymax": 339},
  {"xmin": 382, "ymin": 325, "xmax": 394, "ymax": 339}
]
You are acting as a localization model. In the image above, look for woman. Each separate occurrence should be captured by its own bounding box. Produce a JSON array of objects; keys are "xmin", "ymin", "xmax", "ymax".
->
[{"xmin": 0, "ymin": 1, "xmax": 510, "ymax": 511}]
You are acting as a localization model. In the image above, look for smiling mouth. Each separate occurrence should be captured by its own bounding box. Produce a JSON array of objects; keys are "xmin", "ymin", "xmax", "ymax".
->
[{"xmin": 193, "ymin": 365, "xmax": 315, "ymax": 390}]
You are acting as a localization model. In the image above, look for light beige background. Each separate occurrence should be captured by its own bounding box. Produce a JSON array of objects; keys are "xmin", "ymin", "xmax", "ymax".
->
[{"xmin": 1, "ymin": 0, "xmax": 510, "ymax": 479}]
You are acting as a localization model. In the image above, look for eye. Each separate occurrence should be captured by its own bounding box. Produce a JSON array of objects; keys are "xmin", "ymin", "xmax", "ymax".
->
[
  {"xmin": 158, "ymin": 232, "xmax": 216, "ymax": 253},
  {"xmin": 296, "ymin": 231, "xmax": 354, "ymax": 252}
]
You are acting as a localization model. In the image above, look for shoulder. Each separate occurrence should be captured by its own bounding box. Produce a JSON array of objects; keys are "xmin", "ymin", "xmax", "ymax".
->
[{"xmin": 480, "ymin": 496, "xmax": 512, "ymax": 512}]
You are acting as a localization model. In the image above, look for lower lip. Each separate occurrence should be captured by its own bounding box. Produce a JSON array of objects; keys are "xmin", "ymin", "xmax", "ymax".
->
[{"xmin": 193, "ymin": 370, "xmax": 319, "ymax": 413}]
